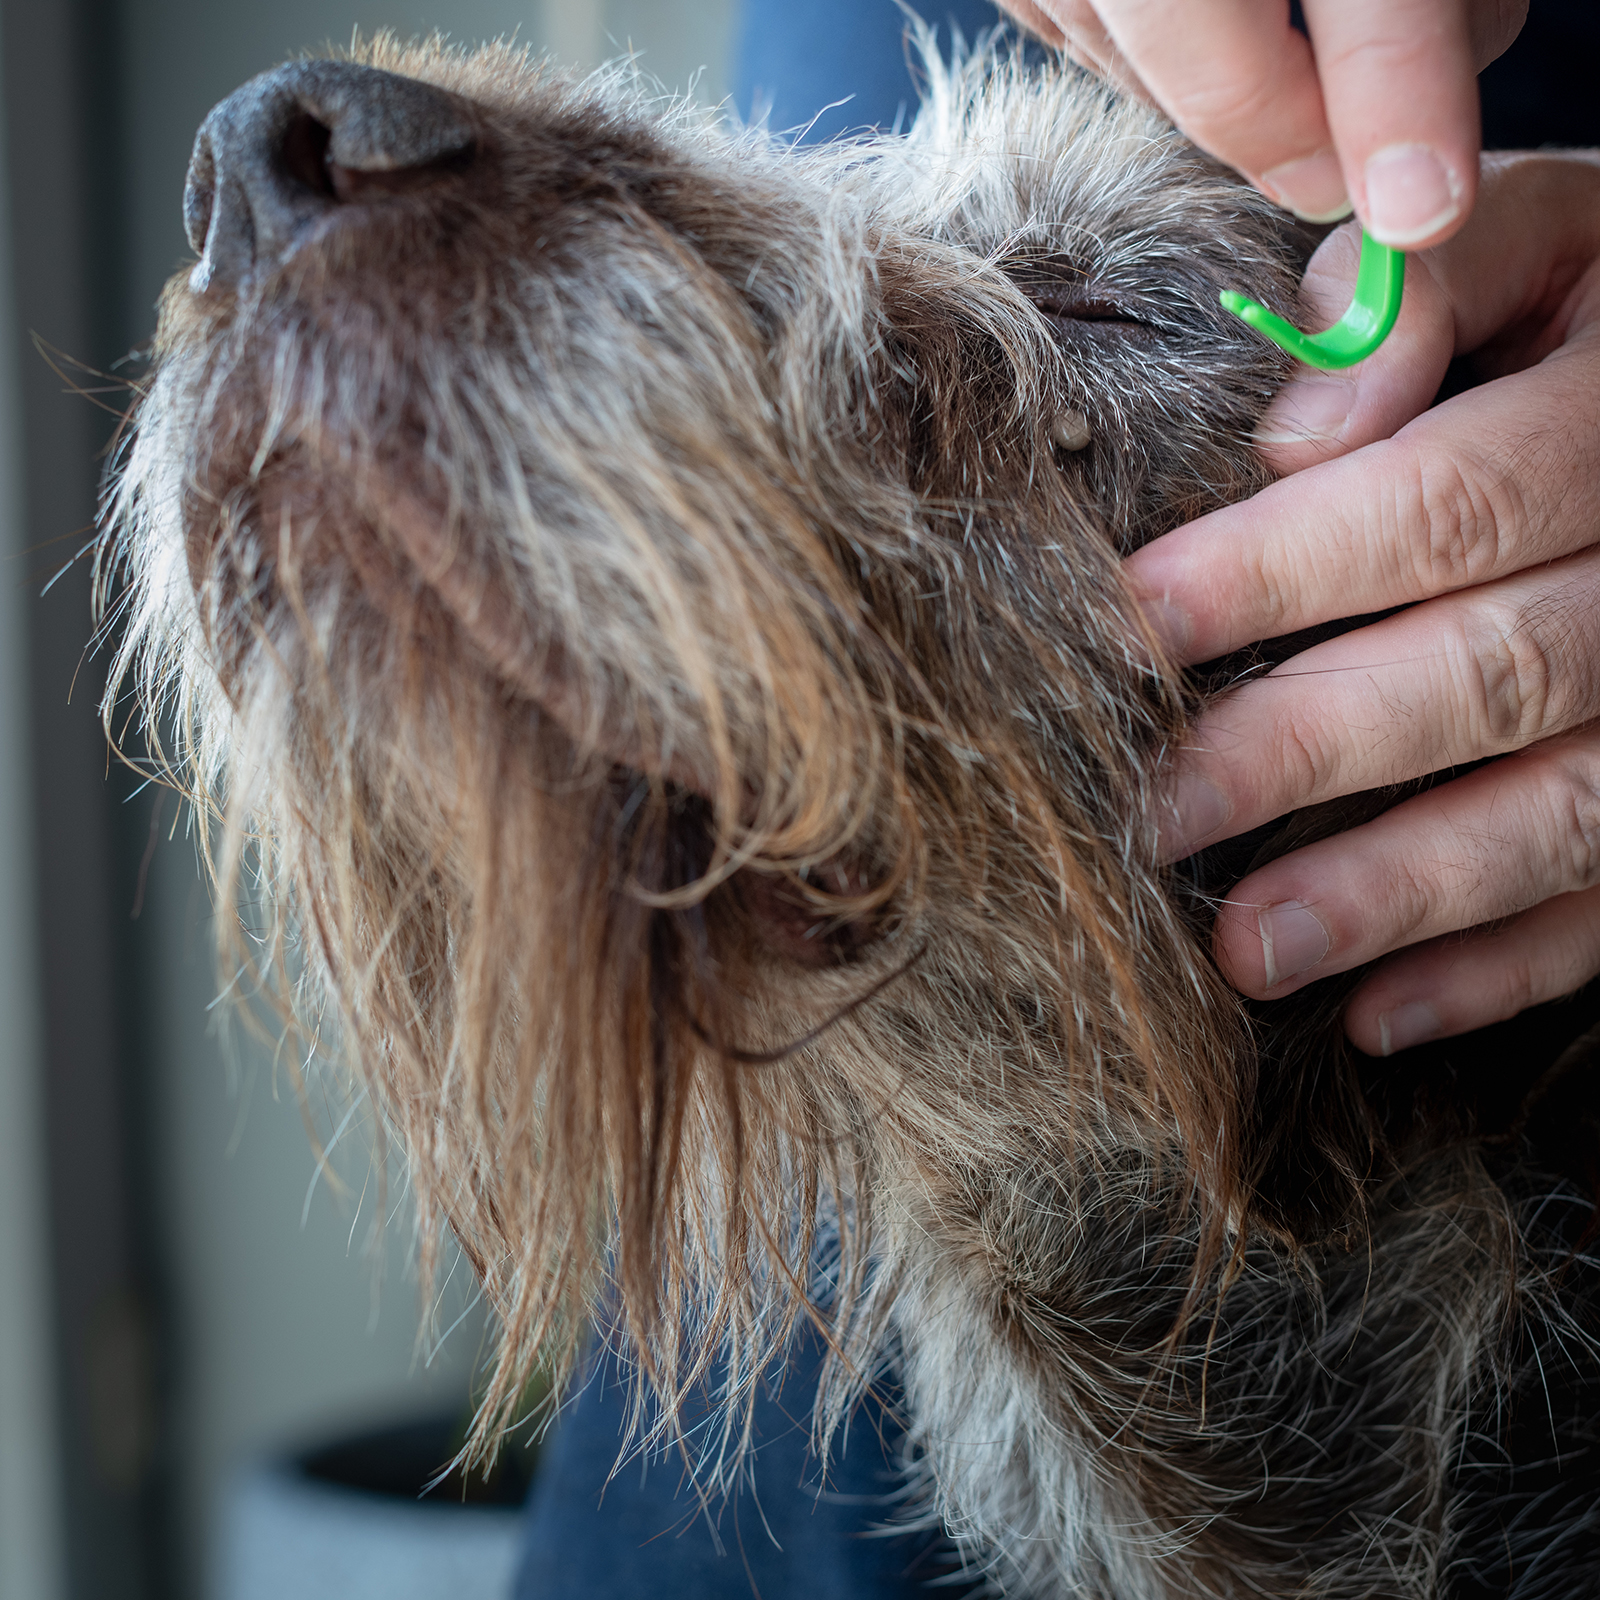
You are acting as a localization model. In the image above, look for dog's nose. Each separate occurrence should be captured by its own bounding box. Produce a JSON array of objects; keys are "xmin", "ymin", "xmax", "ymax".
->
[{"xmin": 184, "ymin": 61, "xmax": 478, "ymax": 293}]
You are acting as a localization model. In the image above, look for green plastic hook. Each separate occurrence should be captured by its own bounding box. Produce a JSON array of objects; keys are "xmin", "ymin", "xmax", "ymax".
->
[{"xmin": 1221, "ymin": 228, "xmax": 1405, "ymax": 370}]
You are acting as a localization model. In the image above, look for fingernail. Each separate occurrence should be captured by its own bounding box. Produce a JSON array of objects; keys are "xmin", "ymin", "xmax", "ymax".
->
[
  {"xmin": 1375, "ymin": 1000, "xmax": 1442, "ymax": 1057},
  {"xmin": 1259, "ymin": 150, "xmax": 1353, "ymax": 224},
  {"xmin": 1254, "ymin": 375, "xmax": 1356, "ymax": 446},
  {"xmin": 1363, "ymin": 143, "xmax": 1462, "ymax": 247},
  {"xmin": 1151, "ymin": 772, "xmax": 1230, "ymax": 861},
  {"xmin": 1258, "ymin": 900, "xmax": 1330, "ymax": 989},
  {"xmin": 1138, "ymin": 597, "xmax": 1191, "ymax": 657}
]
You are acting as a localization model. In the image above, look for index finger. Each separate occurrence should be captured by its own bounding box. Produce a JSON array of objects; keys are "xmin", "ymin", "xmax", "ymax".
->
[
  {"xmin": 1302, "ymin": 0, "xmax": 1486, "ymax": 247},
  {"xmin": 1130, "ymin": 349, "xmax": 1600, "ymax": 665},
  {"xmin": 1093, "ymin": 0, "xmax": 1349, "ymax": 221}
]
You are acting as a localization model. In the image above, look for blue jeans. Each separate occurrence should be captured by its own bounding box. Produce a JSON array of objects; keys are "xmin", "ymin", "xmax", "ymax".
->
[
  {"xmin": 513, "ymin": 6, "xmax": 1002, "ymax": 1595},
  {"xmin": 735, "ymin": 0, "xmax": 1008, "ymax": 144},
  {"xmin": 512, "ymin": 1328, "xmax": 972, "ymax": 1598}
]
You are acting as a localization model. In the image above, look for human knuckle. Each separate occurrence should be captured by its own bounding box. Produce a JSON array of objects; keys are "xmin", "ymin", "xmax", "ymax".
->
[
  {"xmin": 1278, "ymin": 717, "xmax": 1333, "ymax": 799},
  {"xmin": 1315, "ymin": 28, "xmax": 1438, "ymax": 84},
  {"xmin": 1409, "ymin": 448, "xmax": 1512, "ymax": 595},
  {"xmin": 1545, "ymin": 751, "xmax": 1600, "ymax": 890},
  {"xmin": 1386, "ymin": 854, "xmax": 1441, "ymax": 942},
  {"xmin": 1463, "ymin": 598, "xmax": 1555, "ymax": 748},
  {"xmin": 1163, "ymin": 70, "xmax": 1291, "ymax": 149},
  {"xmin": 1470, "ymin": 0, "xmax": 1529, "ymax": 68},
  {"xmin": 1245, "ymin": 544, "xmax": 1296, "ymax": 630}
]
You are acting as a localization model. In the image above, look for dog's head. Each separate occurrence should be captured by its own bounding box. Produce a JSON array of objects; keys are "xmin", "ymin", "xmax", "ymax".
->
[{"xmin": 104, "ymin": 35, "xmax": 1309, "ymax": 1440}]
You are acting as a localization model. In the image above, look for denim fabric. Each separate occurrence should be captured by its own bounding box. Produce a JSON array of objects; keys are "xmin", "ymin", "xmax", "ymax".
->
[
  {"xmin": 510, "ymin": 16, "xmax": 1009, "ymax": 1587},
  {"xmin": 512, "ymin": 1330, "xmax": 973, "ymax": 1599},
  {"xmin": 734, "ymin": 0, "xmax": 1008, "ymax": 143}
]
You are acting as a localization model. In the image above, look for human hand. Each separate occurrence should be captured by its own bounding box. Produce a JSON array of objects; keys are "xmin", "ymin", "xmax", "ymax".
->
[
  {"xmin": 994, "ymin": 0, "xmax": 1526, "ymax": 248},
  {"xmin": 1125, "ymin": 152, "xmax": 1600, "ymax": 1056}
]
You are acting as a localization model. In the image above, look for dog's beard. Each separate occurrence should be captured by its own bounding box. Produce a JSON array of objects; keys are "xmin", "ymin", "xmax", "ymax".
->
[{"xmin": 101, "ymin": 37, "xmax": 1281, "ymax": 1481}]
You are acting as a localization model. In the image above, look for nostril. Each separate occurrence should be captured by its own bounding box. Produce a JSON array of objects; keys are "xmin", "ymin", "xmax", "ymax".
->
[
  {"xmin": 324, "ymin": 137, "xmax": 477, "ymax": 204},
  {"xmin": 279, "ymin": 113, "xmax": 337, "ymax": 202},
  {"xmin": 278, "ymin": 105, "xmax": 477, "ymax": 207},
  {"xmin": 184, "ymin": 63, "xmax": 483, "ymax": 291}
]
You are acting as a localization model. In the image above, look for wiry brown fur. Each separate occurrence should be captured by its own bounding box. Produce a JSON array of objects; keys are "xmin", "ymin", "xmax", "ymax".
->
[{"xmin": 100, "ymin": 33, "xmax": 1600, "ymax": 1598}]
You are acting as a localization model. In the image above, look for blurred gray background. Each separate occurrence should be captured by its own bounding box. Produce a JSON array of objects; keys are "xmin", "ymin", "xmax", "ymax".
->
[{"xmin": 0, "ymin": 3, "xmax": 735, "ymax": 1597}]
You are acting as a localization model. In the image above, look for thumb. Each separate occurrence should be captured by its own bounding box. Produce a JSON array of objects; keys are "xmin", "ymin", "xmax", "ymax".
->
[{"xmin": 1253, "ymin": 222, "xmax": 1456, "ymax": 476}]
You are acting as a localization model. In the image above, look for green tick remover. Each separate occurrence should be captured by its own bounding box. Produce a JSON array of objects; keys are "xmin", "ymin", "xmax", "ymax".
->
[{"xmin": 1222, "ymin": 228, "xmax": 1405, "ymax": 370}]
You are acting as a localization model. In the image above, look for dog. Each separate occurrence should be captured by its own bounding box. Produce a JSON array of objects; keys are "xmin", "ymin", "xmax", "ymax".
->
[{"xmin": 100, "ymin": 32, "xmax": 1600, "ymax": 1598}]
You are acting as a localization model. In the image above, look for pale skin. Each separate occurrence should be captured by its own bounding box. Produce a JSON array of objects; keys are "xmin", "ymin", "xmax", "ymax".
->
[
  {"xmin": 997, "ymin": 0, "xmax": 1527, "ymax": 247},
  {"xmin": 997, "ymin": 2, "xmax": 1600, "ymax": 1055}
]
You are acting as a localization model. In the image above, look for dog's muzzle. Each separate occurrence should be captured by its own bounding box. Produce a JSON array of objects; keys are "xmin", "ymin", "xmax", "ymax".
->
[{"xmin": 183, "ymin": 60, "xmax": 480, "ymax": 294}]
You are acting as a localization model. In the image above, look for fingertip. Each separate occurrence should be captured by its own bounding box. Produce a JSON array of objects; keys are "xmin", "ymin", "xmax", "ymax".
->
[
  {"xmin": 1133, "ymin": 592, "xmax": 1193, "ymax": 663},
  {"xmin": 1122, "ymin": 535, "xmax": 1209, "ymax": 666},
  {"xmin": 1305, "ymin": 0, "xmax": 1482, "ymax": 252},
  {"xmin": 1209, "ymin": 899, "xmax": 1268, "ymax": 999},
  {"xmin": 1258, "ymin": 149, "xmax": 1352, "ymax": 225},
  {"xmin": 1209, "ymin": 895, "xmax": 1310, "ymax": 1002},
  {"xmin": 1150, "ymin": 769, "xmax": 1231, "ymax": 863},
  {"xmin": 1253, "ymin": 229, "xmax": 1455, "ymax": 475},
  {"xmin": 1345, "ymin": 993, "xmax": 1443, "ymax": 1057},
  {"xmin": 1253, "ymin": 373, "xmax": 1360, "ymax": 474},
  {"xmin": 1342, "ymin": 1004, "xmax": 1385, "ymax": 1058},
  {"xmin": 1096, "ymin": 3, "xmax": 1333, "ymax": 195},
  {"xmin": 1358, "ymin": 141, "xmax": 1475, "ymax": 250},
  {"xmin": 1346, "ymin": 888, "xmax": 1600, "ymax": 1058}
]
